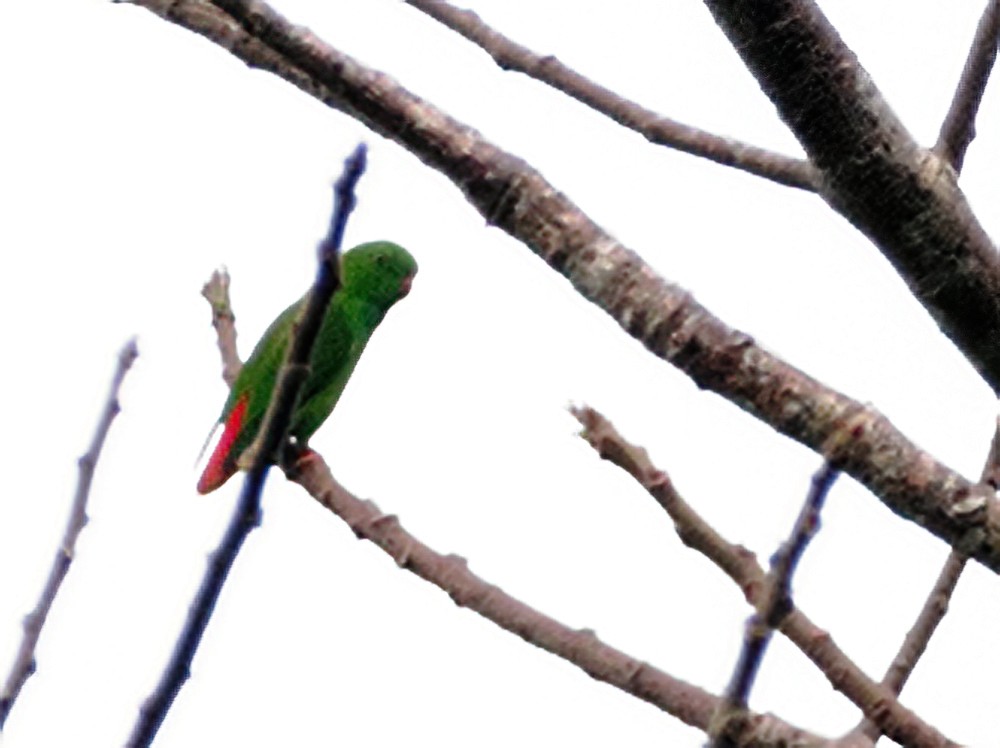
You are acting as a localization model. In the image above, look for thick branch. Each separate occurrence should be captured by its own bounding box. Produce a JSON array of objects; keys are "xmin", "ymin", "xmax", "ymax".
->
[
  {"xmin": 0, "ymin": 339, "xmax": 138, "ymax": 731},
  {"xmin": 572, "ymin": 405, "xmax": 958, "ymax": 748},
  {"xmin": 935, "ymin": 0, "xmax": 1000, "ymax": 171},
  {"xmin": 404, "ymin": 0, "xmax": 817, "ymax": 191},
  {"xmin": 122, "ymin": 0, "xmax": 1000, "ymax": 571},
  {"xmin": 288, "ymin": 452, "xmax": 828, "ymax": 747},
  {"xmin": 702, "ymin": 0, "xmax": 1000, "ymax": 394}
]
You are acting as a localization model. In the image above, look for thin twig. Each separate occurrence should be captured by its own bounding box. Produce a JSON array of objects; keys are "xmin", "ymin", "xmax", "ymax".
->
[
  {"xmin": 570, "ymin": 405, "xmax": 958, "ymax": 748},
  {"xmin": 202, "ymin": 268, "xmax": 242, "ymax": 386},
  {"xmin": 0, "ymin": 338, "xmax": 139, "ymax": 731},
  {"xmin": 935, "ymin": 0, "xmax": 1000, "ymax": 171},
  {"xmin": 123, "ymin": 0, "xmax": 1000, "ymax": 577},
  {"xmin": 126, "ymin": 144, "xmax": 367, "ymax": 748},
  {"xmin": 404, "ymin": 0, "xmax": 817, "ymax": 191},
  {"xmin": 846, "ymin": 417, "xmax": 1000, "ymax": 745},
  {"xmin": 711, "ymin": 463, "xmax": 838, "ymax": 747},
  {"xmin": 288, "ymin": 452, "xmax": 828, "ymax": 747}
]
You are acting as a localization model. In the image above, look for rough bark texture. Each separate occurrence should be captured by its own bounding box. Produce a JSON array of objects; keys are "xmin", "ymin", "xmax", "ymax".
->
[
  {"xmin": 126, "ymin": 0, "xmax": 1000, "ymax": 575},
  {"xmin": 703, "ymin": 0, "xmax": 1000, "ymax": 395},
  {"xmin": 291, "ymin": 453, "xmax": 831, "ymax": 748}
]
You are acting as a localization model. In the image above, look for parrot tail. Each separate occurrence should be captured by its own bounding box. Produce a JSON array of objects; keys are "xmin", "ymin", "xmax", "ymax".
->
[{"xmin": 197, "ymin": 394, "xmax": 248, "ymax": 494}]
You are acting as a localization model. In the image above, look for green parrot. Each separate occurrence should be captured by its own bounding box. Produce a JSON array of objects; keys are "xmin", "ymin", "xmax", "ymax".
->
[{"xmin": 198, "ymin": 240, "xmax": 417, "ymax": 494}]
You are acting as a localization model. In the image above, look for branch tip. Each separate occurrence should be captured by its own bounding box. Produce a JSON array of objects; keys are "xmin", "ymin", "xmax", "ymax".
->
[
  {"xmin": 129, "ymin": 145, "xmax": 369, "ymax": 747},
  {"xmin": 0, "ymin": 338, "xmax": 138, "ymax": 730}
]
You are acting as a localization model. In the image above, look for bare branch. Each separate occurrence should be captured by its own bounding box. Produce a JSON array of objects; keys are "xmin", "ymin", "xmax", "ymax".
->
[
  {"xmin": 847, "ymin": 418, "xmax": 1000, "ymax": 745},
  {"xmin": 935, "ymin": 0, "xmax": 1000, "ymax": 171},
  {"xmin": 702, "ymin": 0, "xmax": 1000, "ymax": 395},
  {"xmin": 980, "ymin": 415, "xmax": 1000, "ymax": 490},
  {"xmin": 127, "ymin": 145, "xmax": 366, "ymax": 748},
  {"xmin": 288, "ymin": 451, "xmax": 829, "ymax": 747},
  {"xmin": 122, "ymin": 0, "xmax": 1000, "ymax": 573},
  {"xmin": 571, "ymin": 405, "xmax": 959, "ymax": 748},
  {"xmin": 711, "ymin": 463, "xmax": 838, "ymax": 746},
  {"xmin": 404, "ymin": 0, "xmax": 817, "ymax": 191},
  {"xmin": 201, "ymin": 268, "xmax": 241, "ymax": 386},
  {"xmin": 0, "ymin": 338, "xmax": 139, "ymax": 731}
]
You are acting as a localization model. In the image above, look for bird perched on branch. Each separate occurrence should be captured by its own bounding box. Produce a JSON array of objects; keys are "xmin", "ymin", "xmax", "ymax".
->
[{"xmin": 198, "ymin": 240, "xmax": 417, "ymax": 493}]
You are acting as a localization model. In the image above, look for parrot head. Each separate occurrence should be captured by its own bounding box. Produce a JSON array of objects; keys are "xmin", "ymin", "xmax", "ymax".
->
[{"xmin": 342, "ymin": 241, "xmax": 418, "ymax": 307}]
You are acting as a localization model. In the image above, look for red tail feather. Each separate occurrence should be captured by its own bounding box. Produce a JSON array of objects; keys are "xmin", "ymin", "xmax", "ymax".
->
[{"xmin": 197, "ymin": 394, "xmax": 249, "ymax": 494}]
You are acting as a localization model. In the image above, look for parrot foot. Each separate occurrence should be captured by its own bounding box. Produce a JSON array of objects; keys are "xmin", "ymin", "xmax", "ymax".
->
[{"xmin": 281, "ymin": 441, "xmax": 319, "ymax": 481}]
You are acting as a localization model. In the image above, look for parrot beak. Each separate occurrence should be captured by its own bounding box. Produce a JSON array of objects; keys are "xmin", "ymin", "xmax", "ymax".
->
[{"xmin": 399, "ymin": 273, "xmax": 414, "ymax": 298}]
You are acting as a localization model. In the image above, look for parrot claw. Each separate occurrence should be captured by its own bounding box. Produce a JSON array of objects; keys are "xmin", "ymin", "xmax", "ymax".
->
[{"xmin": 280, "ymin": 441, "xmax": 319, "ymax": 481}]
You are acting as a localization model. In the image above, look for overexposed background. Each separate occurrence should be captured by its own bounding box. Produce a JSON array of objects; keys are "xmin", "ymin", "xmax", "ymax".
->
[{"xmin": 2, "ymin": 1, "xmax": 998, "ymax": 745}]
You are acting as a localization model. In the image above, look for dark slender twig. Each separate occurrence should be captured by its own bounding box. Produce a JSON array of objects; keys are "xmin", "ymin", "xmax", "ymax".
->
[
  {"xmin": 288, "ymin": 452, "xmax": 827, "ymax": 747},
  {"xmin": 126, "ymin": 144, "xmax": 366, "ymax": 748},
  {"xmin": 0, "ymin": 338, "xmax": 139, "ymax": 731},
  {"xmin": 710, "ymin": 463, "xmax": 838, "ymax": 747},
  {"xmin": 570, "ymin": 405, "xmax": 958, "ymax": 748},
  {"xmin": 935, "ymin": 0, "xmax": 1000, "ymax": 171},
  {"xmin": 846, "ymin": 417, "xmax": 1000, "ymax": 745},
  {"xmin": 404, "ymin": 0, "xmax": 817, "ymax": 191},
  {"xmin": 124, "ymin": 0, "xmax": 1000, "ymax": 576},
  {"xmin": 194, "ymin": 240, "xmax": 825, "ymax": 748},
  {"xmin": 202, "ymin": 268, "xmax": 241, "ymax": 387}
]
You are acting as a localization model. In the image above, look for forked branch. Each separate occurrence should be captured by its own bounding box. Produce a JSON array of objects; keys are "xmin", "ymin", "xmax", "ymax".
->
[
  {"xmin": 405, "ymin": 0, "xmax": 817, "ymax": 191},
  {"xmin": 123, "ymin": 0, "xmax": 1000, "ymax": 574},
  {"xmin": 935, "ymin": 0, "xmax": 1000, "ymax": 170},
  {"xmin": 289, "ymin": 451, "xmax": 828, "ymax": 746},
  {"xmin": 572, "ymin": 405, "xmax": 958, "ymax": 748}
]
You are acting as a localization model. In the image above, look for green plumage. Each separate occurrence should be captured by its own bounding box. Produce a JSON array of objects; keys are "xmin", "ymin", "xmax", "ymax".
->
[{"xmin": 198, "ymin": 241, "xmax": 417, "ymax": 493}]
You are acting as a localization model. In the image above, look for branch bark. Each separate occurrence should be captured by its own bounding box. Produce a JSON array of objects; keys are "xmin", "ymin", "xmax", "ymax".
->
[
  {"xmin": 702, "ymin": 0, "xmax": 1000, "ymax": 395},
  {"xmin": 202, "ymin": 268, "xmax": 241, "ymax": 387},
  {"xmin": 404, "ymin": 0, "xmax": 818, "ymax": 191},
  {"xmin": 0, "ymin": 339, "xmax": 139, "ymax": 731},
  {"xmin": 123, "ymin": 0, "xmax": 1000, "ymax": 574},
  {"xmin": 935, "ymin": 0, "xmax": 1000, "ymax": 170},
  {"xmin": 572, "ymin": 405, "xmax": 959, "ymax": 748},
  {"xmin": 711, "ymin": 463, "xmax": 838, "ymax": 747},
  {"xmin": 289, "ymin": 452, "xmax": 830, "ymax": 747},
  {"xmin": 847, "ymin": 418, "xmax": 1000, "ymax": 745}
]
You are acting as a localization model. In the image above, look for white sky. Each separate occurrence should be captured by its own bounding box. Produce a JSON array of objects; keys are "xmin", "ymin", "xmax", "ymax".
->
[{"xmin": 2, "ymin": 1, "xmax": 999, "ymax": 746}]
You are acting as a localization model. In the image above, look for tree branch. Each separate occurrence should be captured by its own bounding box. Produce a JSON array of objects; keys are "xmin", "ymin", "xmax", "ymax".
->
[
  {"xmin": 288, "ymin": 451, "xmax": 829, "ymax": 747},
  {"xmin": 711, "ymin": 463, "xmax": 838, "ymax": 747},
  {"xmin": 202, "ymin": 267, "xmax": 241, "ymax": 387},
  {"xmin": 126, "ymin": 145, "xmax": 366, "ymax": 747},
  {"xmin": 0, "ymin": 338, "xmax": 139, "ymax": 731},
  {"xmin": 702, "ymin": 0, "xmax": 1000, "ymax": 395},
  {"xmin": 935, "ymin": 0, "xmax": 1000, "ymax": 171},
  {"xmin": 404, "ymin": 0, "xmax": 818, "ymax": 191},
  {"xmin": 847, "ymin": 418, "xmax": 1000, "ymax": 745},
  {"xmin": 571, "ymin": 405, "xmax": 959, "ymax": 748},
  {"xmin": 122, "ymin": 0, "xmax": 1000, "ymax": 573}
]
